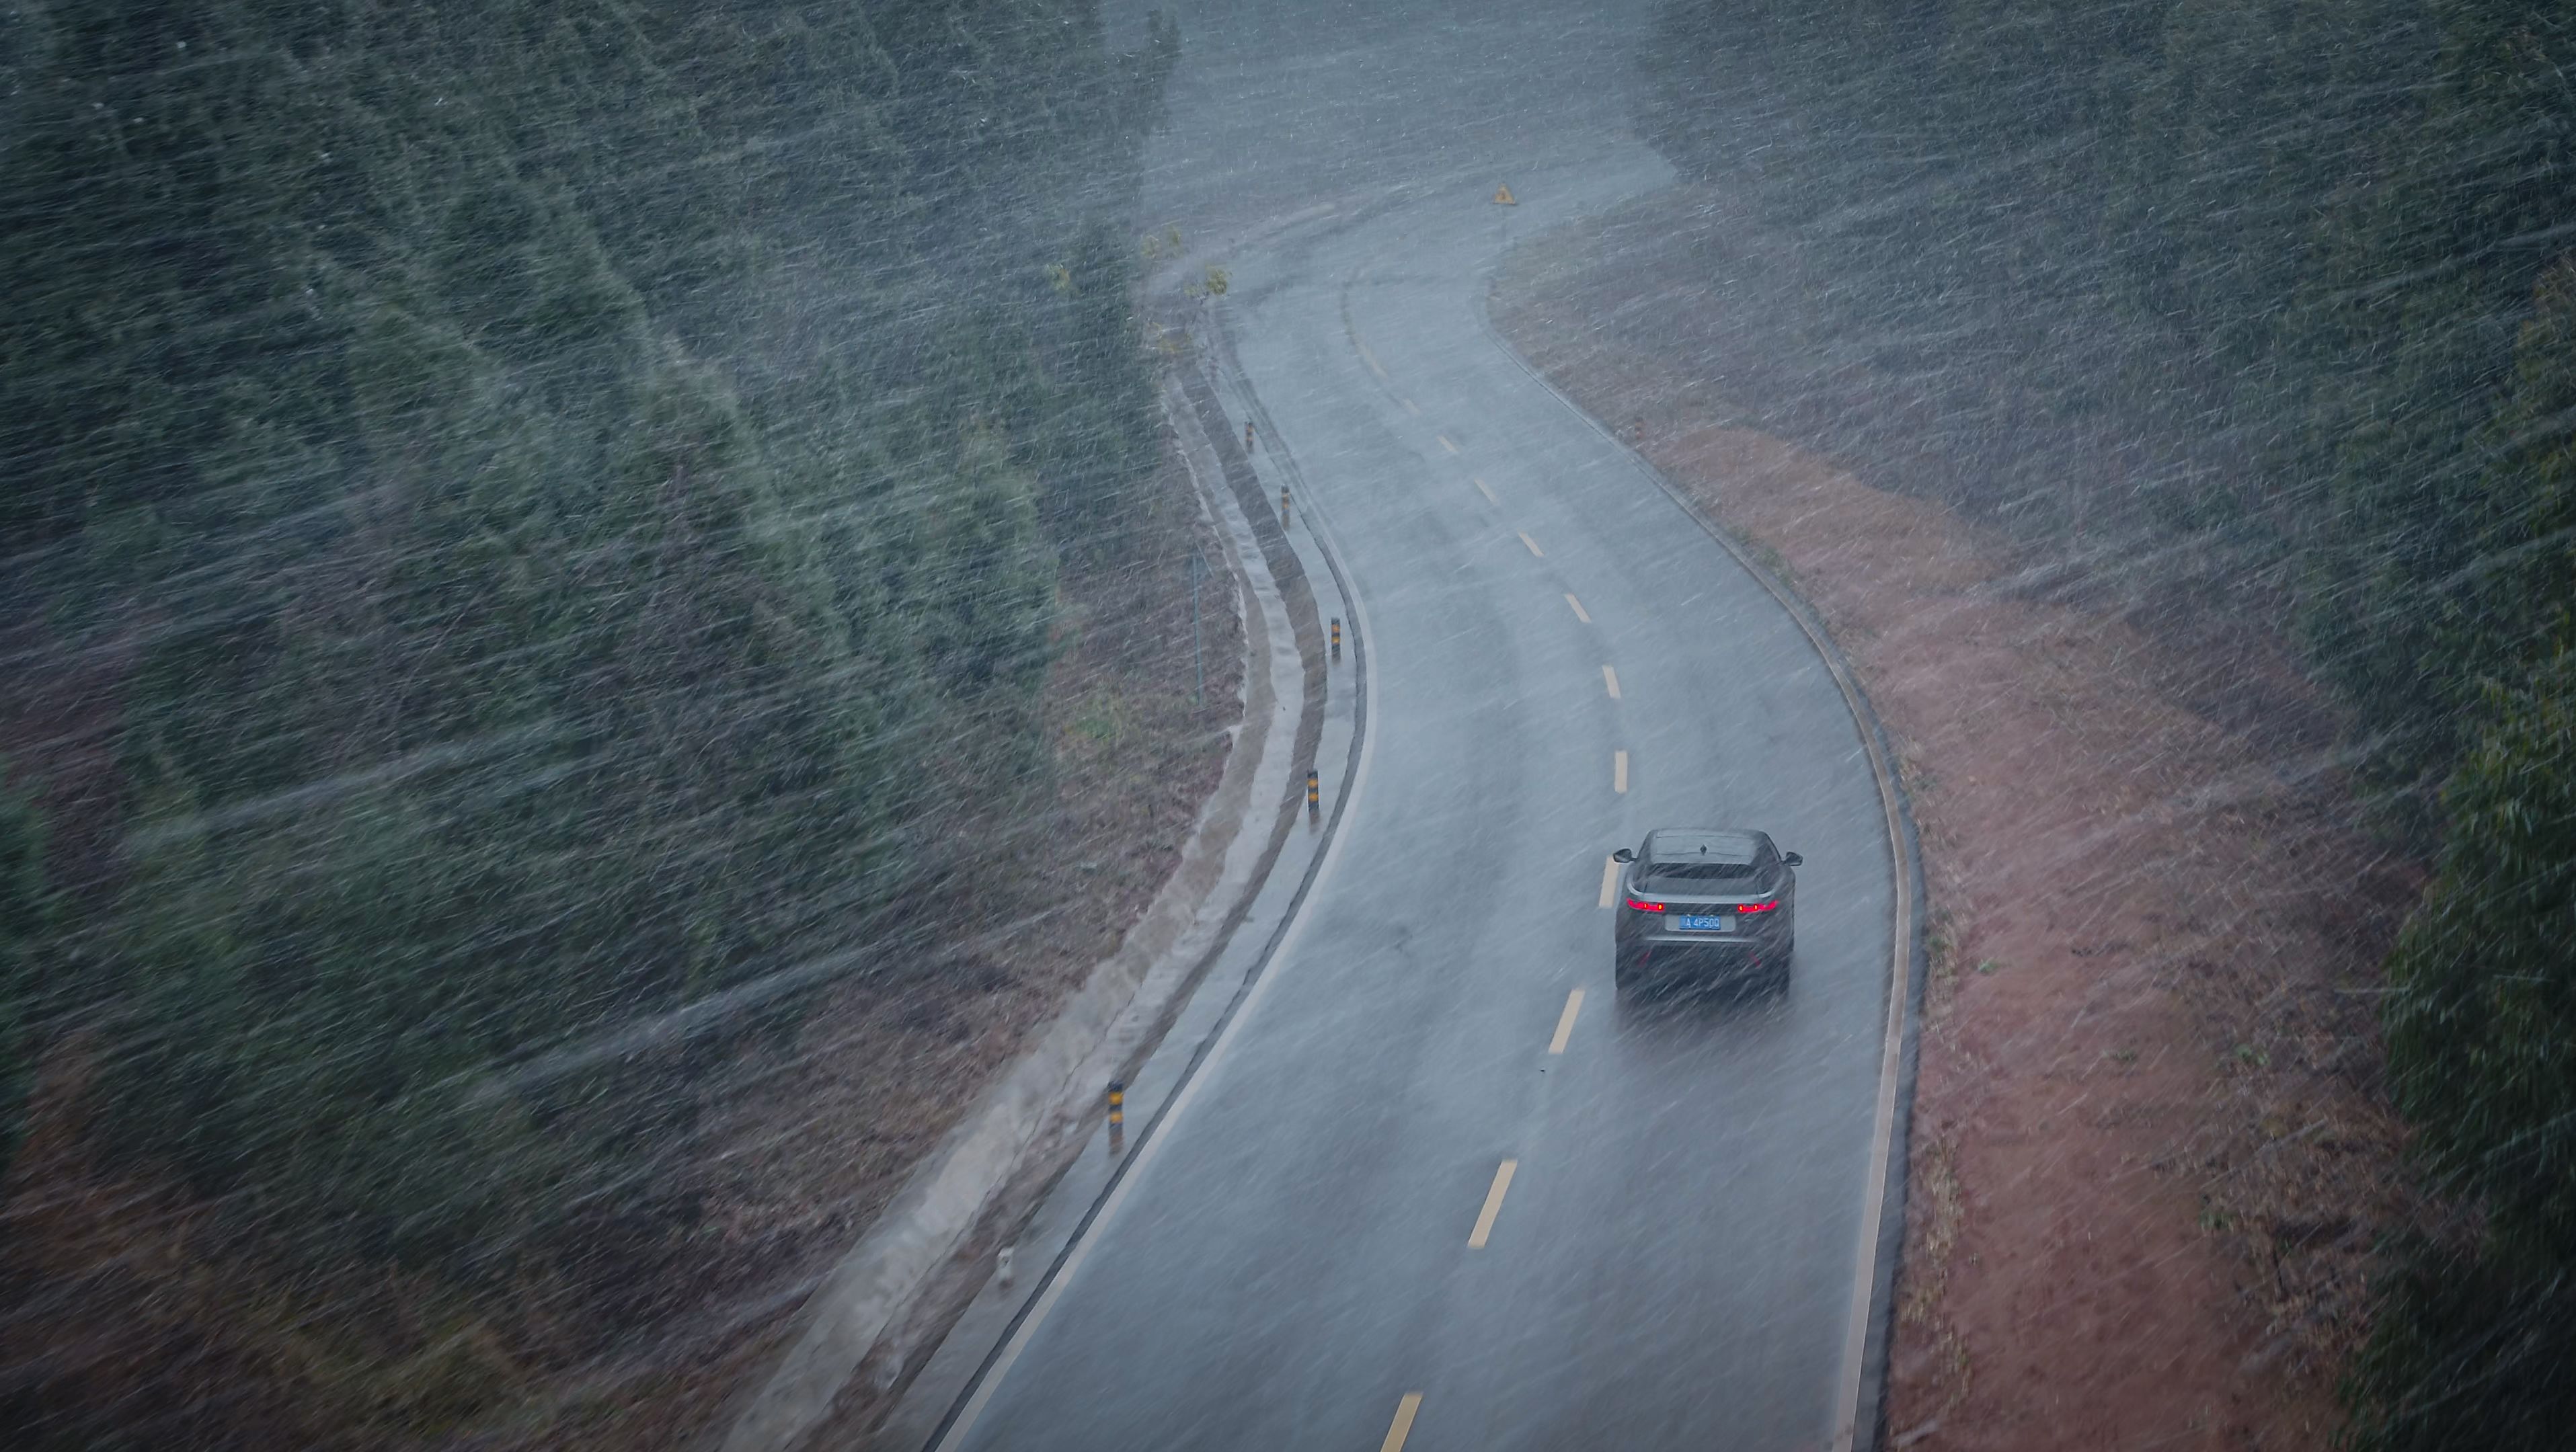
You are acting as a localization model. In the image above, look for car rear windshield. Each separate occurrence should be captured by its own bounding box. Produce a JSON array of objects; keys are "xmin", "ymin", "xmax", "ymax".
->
[{"xmin": 1641, "ymin": 862, "xmax": 1760, "ymax": 889}]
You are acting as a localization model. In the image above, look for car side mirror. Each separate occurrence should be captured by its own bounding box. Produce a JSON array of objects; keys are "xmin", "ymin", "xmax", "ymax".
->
[
  {"xmin": 1610, "ymin": 848, "xmax": 1635, "ymax": 864},
  {"xmin": 1783, "ymin": 852, "xmax": 1803, "ymax": 867}
]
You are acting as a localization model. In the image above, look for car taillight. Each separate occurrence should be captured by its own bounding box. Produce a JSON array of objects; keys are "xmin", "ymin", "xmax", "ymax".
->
[
  {"xmin": 1739, "ymin": 899, "xmax": 1780, "ymax": 914},
  {"xmin": 1625, "ymin": 896, "xmax": 1666, "ymax": 914}
]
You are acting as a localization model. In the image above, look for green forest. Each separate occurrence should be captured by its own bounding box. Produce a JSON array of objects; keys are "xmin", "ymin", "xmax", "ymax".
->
[
  {"xmin": 1639, "ymin": 0, "xmax": 2574, "ymax": 1444},
  {"xmin": 0, "ymin": 1, "xmax": 1175, "ymax": 1444}
]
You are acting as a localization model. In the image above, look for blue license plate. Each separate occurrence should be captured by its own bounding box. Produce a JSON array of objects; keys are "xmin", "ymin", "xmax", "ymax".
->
[{"xmin": 1671, "ymin": 914, "xmax": 1733, "ymax": 933}]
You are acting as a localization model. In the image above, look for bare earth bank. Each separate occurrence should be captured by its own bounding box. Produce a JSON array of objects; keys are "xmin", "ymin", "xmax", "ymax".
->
[
  {"xmin": 1491, "ymin": 184, "xmax": 2413, "ymax": 1451},
  {"xmin": 592, "ymin": 438, "xmax": 1251, "ymax": 1452}
]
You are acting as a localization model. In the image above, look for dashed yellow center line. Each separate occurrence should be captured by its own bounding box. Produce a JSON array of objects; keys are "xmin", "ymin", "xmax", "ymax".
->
[
  {"xmin": 1468, "ymin": 1160, "xmax": 1518, "ymax": 1248},
  {"xmin": 1614, "ymin": 750, "xmax": 1629, "ymax": 794},
  {"xmin": 1599, "ymin": 854, "xmax": 1620, "ymax": 908},
  {"xmin": 1519, "ymin": 531, "xmax": 1544, "ymax": 557},
  {"xmin": 1379, "ymin": 1393, "xmax": 1423, "ymax": 1452},
  {"xmin": 1565, "ymin": 593, "xmax": 1591, "ymax": 624},
  {"xmin": 1602, "ymin": 665, "xmax": 1621, "ymax": 700},
  {"xmin": 1438, "ymin": 434, "xmax": 1460, "ymax": 454},
  {"xmin": 1549, "ymin": 988, "xmax": 1585, "ymax": 1054},
  {"xmin": 1474, "ymin": 477, "xmax": 1497, "ymax": 504}
]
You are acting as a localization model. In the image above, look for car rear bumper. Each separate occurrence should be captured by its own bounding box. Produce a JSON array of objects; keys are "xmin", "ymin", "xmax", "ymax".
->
[
  {"xmin": 1624, "ymin": 914, "xmax": 1785, "ymax": 948},
  {"xmin": 1634, "ymin": 934, "xmax": 1773, "ymax": 959},
  {"xmin": 1623, "ymin": 926, "xmax": 1785, "ymax": 969}
]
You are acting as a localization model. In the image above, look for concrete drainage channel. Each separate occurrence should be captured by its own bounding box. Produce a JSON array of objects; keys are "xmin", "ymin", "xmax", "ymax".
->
[{"xmin": 712, "ymin": 303, "xmax": 1367, "ymax": 1452}]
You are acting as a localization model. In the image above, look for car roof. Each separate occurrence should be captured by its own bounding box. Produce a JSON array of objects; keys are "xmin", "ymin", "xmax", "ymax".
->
[{"xmin": 1644, "ymin": 828, "xmax": 1764, "ymax": 865}]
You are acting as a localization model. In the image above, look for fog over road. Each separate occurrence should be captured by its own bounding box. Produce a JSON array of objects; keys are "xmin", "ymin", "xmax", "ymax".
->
[{"xmin": 919, "ymin": 5, "xmax": 1906, "ymax": 1447}]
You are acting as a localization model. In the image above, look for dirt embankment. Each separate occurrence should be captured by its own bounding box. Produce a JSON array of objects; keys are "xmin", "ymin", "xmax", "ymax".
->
[
  {"xmin": 1492, "ymin": 186, "xmax": 2413, "ymax": 1450},
  {"xmin": 590, "ymin": 440, "xmax": 1250, "ymax": 1452}
]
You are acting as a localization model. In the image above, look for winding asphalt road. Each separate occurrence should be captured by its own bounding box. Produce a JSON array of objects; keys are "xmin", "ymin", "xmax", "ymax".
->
[{"xmin": 906, "ymin": 6, "xmax": 1908, "ymax": 1449}]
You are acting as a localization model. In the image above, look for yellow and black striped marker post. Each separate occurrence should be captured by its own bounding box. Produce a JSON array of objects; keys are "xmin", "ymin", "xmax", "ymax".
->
[
  {"xmin": 1306, "ymin": 768, "xmax": 1320, "ymax": 824},
  {"xmin": 1280, "ymin": 485, "xmax": 1292, "ymax": 529},
  {"xmin": 1330, "ymin": 618, "xmax": 1341, "ymax": 662},
  {"xmin": 1107, "ymin": 1080, "xmax": 1126, "ymax": 1156}
]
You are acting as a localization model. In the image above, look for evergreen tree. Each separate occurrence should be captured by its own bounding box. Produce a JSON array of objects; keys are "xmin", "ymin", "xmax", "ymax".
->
[
  {"xmin": 2359, "ymin": 649, "xmax": 2576, "ymax": 1449},
  {"xmin": 0, "ymin": 766, "xmax": 42, "ymax": 1181},
  {"xmin": 0, "ymin": 0, "xmax": 1181, "ymax": 1436}
]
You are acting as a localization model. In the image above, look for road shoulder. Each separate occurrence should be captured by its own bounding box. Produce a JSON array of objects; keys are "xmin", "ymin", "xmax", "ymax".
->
[
  {"xmin": 815, "ymin": 313, "xmax": 1368, "ymax": 1452},
  {"xmin": 708, "ymin": 335, "xmax": 1335, "ymax": 1452}
]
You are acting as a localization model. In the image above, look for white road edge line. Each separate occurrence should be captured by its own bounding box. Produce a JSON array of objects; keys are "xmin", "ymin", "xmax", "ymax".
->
[{"xmin": 929, "ymin": 419, "xmax": 1385, "ymax": 1452}]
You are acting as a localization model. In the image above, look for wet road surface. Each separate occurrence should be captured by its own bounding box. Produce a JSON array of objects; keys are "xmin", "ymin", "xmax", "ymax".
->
[{"xmin": 923, "ymin": 6, "xmax": 1904, "ymax": 1448}]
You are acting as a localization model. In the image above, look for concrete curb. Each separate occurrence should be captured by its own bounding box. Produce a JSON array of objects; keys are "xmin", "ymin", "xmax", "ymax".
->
[
  {"xmin": 898, "ymin": 305, "xmax": 1370, "ymax": 1452},
  {"xmin": 713, "ymin": 351, "xmax": 1317, "ymax": 1452}
]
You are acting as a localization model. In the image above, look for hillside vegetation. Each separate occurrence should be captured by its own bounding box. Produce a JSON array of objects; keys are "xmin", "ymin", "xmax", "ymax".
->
[
  {"xmin": 1639, "ymin": 1, "xmax": 2573, "ymax": 1443},
  {"xmin": 0, "ymin": 1, "xmax": 1175, "ymax": 1444}
]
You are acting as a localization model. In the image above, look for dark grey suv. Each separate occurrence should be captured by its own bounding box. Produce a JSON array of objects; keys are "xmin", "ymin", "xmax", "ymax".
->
[{"xmin": 1611, "ymin": 828, "xmax": 1801, "ymax": 990}]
